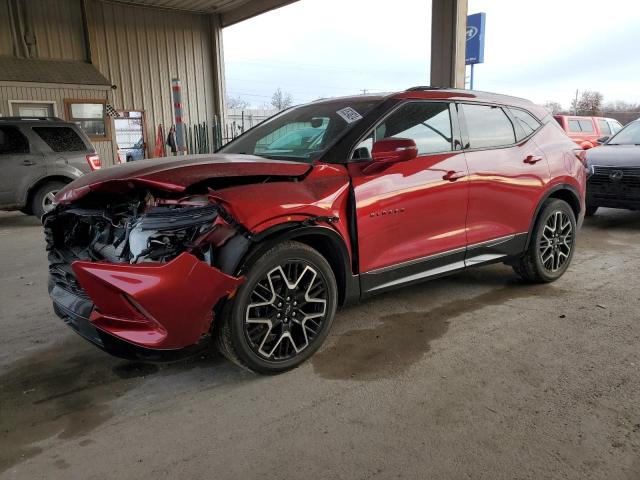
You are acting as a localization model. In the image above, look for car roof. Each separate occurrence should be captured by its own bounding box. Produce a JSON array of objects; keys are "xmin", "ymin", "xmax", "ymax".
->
[
  {"xmin": 0, "ymin": 117, "xmax": 76, "ymax": 127},
  {"xmin": 311, "ymin": 87, "xmax": 547, "ymax": 119}
]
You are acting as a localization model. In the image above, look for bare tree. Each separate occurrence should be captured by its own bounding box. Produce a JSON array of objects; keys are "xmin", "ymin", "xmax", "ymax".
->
[
  {"xmin": 271, "ymin": 88, "xmax": 294, "ymax": 111},
  {"xmin": 571, "ymin": 90, "xmax": 604, "ymax": 116},
  {"xmin": 543, "ymin": 101, "xmax": 563, "ymax": 114},
  {"xmin": 226, "ymin": 95, "xmax": 250, "ymax": 110},
  {"xmin": 602, "ymin": 100, "xmax": 640, "ymax": 125}
]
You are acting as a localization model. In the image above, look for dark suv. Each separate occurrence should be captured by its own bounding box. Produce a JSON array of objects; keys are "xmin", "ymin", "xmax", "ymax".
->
[
  {"xmin": 0, "ymin": 117, "xmax": 100, "ymax": 218},
  {"xmin": 45, "ymin": 88, "xmax": 586, "ymax": 374}
]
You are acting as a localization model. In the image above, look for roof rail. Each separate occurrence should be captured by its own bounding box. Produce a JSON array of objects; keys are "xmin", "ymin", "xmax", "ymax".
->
[
  {"xmin": 405, "ymin": 86, "xmax": 448, "ymax": 91},
  {"xmin": 0, "ymin": 116, "xmax": 64, "ymax": 122}
]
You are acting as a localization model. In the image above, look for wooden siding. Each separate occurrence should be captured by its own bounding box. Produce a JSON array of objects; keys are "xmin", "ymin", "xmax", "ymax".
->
[
  {"xmin": 87, "ymin": 0, "xmax": 215, "ymax": 157},
  {"xmin": 0, "ymin": 82, "xmax": 115, "ymax": 164}
]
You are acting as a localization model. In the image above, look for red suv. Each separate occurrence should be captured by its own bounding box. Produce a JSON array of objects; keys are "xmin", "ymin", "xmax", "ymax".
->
[
  {"xmin": 45, "ymin": 88, "xmax": 586, "ymax": 374},
  {"xmin": 554, "ymin": 115, "xmax": 623, "ymax": 150}
]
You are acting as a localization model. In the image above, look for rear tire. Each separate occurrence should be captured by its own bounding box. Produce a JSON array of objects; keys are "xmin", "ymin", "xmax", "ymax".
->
[
  {"xmin": 215, "ymin": 241, "xmax": 337, "ymax": 374},
  {"xmin": 31, "ymin": 180, "xmax": 66, "ymax": 219},
  {"xmin": 585, "ymin": 206, "xmax": 598, "ymax": 217},
  {"xmin": 513, "ymin": 199, "xmax": 576, "ymax": 283}
]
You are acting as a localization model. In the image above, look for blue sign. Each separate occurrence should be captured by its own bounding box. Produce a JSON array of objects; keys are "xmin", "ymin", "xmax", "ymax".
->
[{"xmin": 465, "ymin": 12, "xmax": 486, "ymax": 65}]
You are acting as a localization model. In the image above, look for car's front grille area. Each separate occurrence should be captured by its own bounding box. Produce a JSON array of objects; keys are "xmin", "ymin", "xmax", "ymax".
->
[
  {"xmin": 44, "ymin": 222, "xmax": 89, "ymax": 299},
  {"xmin": 588, "ymin": 166, "xmax": 640, "ymax": 201}
]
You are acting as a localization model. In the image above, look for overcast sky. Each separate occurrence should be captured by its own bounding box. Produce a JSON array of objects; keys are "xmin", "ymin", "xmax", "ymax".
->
[{"xmin": 223, "ymin": 0, "xmax": 640, "ymax": 109}]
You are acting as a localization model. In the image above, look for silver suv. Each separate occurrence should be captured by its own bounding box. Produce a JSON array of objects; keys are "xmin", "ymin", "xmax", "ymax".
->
[{"xmin": 0, "ymin": 117, "xmax": 100, "ymax": 218}]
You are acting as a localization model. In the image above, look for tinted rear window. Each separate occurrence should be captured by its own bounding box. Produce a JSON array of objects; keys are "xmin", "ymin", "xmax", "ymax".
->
[
  {"xmin": 0, "ymin": 126, "xmax": 29, "ymax": 154},
  {"xmin": 33, "ymin": 126, "xmax": 87, "ymax": 152},
  {"xmin": 461, "ymin": 104, "xmax": 516, "ymax": 148}
]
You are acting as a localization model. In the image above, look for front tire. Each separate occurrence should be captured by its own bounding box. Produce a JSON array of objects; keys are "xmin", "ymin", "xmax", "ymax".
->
[
  {"xmin": 216, "ymin": 241, "xmax": 337, "ymax": 374},
  {"xmin": 513, "ymin": 199, "xmax": 577, "ymax": 283}
]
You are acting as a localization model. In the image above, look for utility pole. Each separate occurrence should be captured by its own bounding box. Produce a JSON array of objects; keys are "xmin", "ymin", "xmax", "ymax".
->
[
  {"xmin": 573, "ymin": 89, "xmax": 579, "ymax": 115},
  {"xmin": 360, "ymin": 89, "xmax": 369, "ymax": 95}
]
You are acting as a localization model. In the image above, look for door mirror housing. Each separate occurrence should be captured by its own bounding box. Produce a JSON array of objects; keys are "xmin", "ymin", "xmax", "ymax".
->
[
  {"xmin": 597, "ymin": 136, "xmax": 610, "ymax": 145},
  {"xmin": 371, "ymin": 138, "xmax": 418, "ymax": 164}
]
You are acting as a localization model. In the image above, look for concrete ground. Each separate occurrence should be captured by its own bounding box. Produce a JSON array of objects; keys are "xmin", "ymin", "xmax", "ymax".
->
[{"xmin": 0, "ymin": 209, "xmax": 639, "ymax": 480}]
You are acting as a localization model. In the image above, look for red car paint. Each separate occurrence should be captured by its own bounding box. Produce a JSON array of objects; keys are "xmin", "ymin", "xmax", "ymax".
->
[
  {"xmin": 73, "ymin": 253, "xmax": 242, "ymax": 349},
  {"xmin": 55, "ymin": 154, "xmax": 312, "ymax": 204},
  {"xmin": 49, "ymin": 88, "xmax": 586, "ymax": 356}
]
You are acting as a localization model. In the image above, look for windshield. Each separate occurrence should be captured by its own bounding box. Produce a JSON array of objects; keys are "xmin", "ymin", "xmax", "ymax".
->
[
  {"xmin": 219, "ymin": 99, "xmax": 380, "ymax": 162},
  {"xmin": 607, "ymin": 121, "xmax": 640, "ymax": 145}
]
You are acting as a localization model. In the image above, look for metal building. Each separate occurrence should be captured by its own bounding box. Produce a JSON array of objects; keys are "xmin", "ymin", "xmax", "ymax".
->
[{"xmin": 0, "ymin": 0, "xmax": 296, "ymax": 165}]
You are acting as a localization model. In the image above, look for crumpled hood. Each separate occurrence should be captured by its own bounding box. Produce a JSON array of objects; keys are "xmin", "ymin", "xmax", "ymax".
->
[
  {"xmin": 56, "ymin": 153, "xmax": 312, "ymax": 203},
  {"xmin": 586, "ymin": 145, "xmax": 640, "ymax": 167}
]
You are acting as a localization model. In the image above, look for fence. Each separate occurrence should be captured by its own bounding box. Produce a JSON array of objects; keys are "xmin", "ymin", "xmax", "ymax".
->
[
  {"xmin": 152, "ymin": 108, "xmax": 283, "ymax": 157},
  {"xmin": 223, "ymin": 108, "xmax": 278, "ymax": 144}
]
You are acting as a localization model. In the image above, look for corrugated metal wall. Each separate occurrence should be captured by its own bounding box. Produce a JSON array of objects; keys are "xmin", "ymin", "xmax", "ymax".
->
[
  {"xmin": 0, "ymin": 0, "xmax": 86, "ymax": 60},
  {"xmin": 87, "ymin": 0, "xmax": 215, "ymax": 157},
  {"xmin": 27, "ymin": 0, "xmax": 87, "ymax": 60},
  {"xmin": 0, "ymin": 83, "xmax": 114, "ymax": 162},
  {"xmin": 0, "ymin": 0, "xmax": 13, "ymax": 56}
]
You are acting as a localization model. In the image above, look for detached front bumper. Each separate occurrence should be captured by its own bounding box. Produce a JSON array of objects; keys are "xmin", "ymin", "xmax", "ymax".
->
[{"xmin": 50, "ymin": 253, "xmax": 242, "ymax": 359}]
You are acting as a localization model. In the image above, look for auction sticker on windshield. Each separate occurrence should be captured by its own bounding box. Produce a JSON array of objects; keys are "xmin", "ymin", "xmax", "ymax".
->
[{"xmin": 336, "ymin": 107, "xmax": 363, "ymax": 124}]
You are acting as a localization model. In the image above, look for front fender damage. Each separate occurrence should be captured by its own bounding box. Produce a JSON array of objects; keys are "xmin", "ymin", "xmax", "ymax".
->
[{"xmin": 72, "ymin": 253, "xmax": 242, "ymax": 350}]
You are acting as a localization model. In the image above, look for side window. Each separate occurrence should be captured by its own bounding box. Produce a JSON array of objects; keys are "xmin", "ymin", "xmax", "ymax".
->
[
  {"xmin": 597, "ymin": 119, "xmax": 611, "ymax": 135},
  {"xmin": 376, "ymin": 102, "xmax": 453, "ymax": 155},
  {"xmin": 65, "ymin": 100, "xmax": 108, "ymax": 139},
  {"xmin": 0, "ymin": 126, "xmax": 29, "ymax": 154},
  {"xmin": 568, "ymin": 119, "xmax": 581, "ymax": 132},
  {"xmin": 33, "ymin": 127, "xmax": 87, "ymax": 152},
  {"xmin": 510, "ymin": 108, "xmax": 541, "ymax": 140},
  {"xmin": 461, "ymin": 104, "xmax": 516, "ymax": 148},
  {"xmin": 578, "ymin": 119, "xmax": 595, "ymax": 133}
]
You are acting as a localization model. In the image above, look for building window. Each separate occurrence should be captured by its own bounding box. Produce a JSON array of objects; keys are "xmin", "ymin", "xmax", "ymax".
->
[
  {"xmin": 64, "ymin": 100, "xmax": 108, "ymax": 140},
  {"xmin": 9, "ymin": 101, "xmax": 56, "ymax": 118}
]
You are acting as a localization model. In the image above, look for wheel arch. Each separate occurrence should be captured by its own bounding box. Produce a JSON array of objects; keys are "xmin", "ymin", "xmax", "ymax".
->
[
  {"xmin": 525, "ymin": 183, "xmax": 582, "ymax": 249},
  {"xmin": 25, "ymin": 175, "xmax": 74, "ymax": 212},
  {"xmin": 232, "ymin": 224, "xmax": 359, "ymax": 307}
]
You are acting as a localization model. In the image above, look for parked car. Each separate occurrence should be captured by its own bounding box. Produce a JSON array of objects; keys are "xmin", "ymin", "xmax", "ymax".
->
[
  {"xmin": 45, "ymin": 88, "xmax": 586, "ymax": 374},
  {"xmin": 584, "ymin": 119, "xmax": 640, "ymax": 216},
  {"xmin": 0, "ymin": 117, "xmax": 100, "ymax": 218},
  {"xmin": 554, "ymin": 115, "xmax": 623, "ymax": 150}
]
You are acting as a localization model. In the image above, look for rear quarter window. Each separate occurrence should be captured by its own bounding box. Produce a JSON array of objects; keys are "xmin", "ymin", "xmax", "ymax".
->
[
  {"xmin": 32, "ymin": 126, "xmax": 88, "ymax": 152},
  {"xmin": 510, "ymin": 108, "xmax": 541, "ymax": 140}
]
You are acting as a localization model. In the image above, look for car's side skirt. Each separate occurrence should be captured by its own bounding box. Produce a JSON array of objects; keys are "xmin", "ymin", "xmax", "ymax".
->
[{"xmin": 360, "ymin": 233, "xmax": 527, "ymax": 298}]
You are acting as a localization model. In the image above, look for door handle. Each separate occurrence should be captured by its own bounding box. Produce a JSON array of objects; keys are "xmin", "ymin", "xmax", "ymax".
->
[
  {"xmin": 21, "ymin": 159, "xmax": 36, "ymax": 166},
  {"xmin": 523, "ymin": 155, "xmax": 543, "ymax": 165},
  {"xmin": 443, "ymin": 170, "xmax": 466, "ymax": 182}
]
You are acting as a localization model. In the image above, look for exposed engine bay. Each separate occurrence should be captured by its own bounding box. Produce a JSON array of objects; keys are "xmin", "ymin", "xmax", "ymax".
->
[
  {"xmin": 44, "ymin": 187, "xmax": 255, "ymax": 303},
  {"xmin": 47, "ymin": 190, "xmax": 241, "ymax": 264}
]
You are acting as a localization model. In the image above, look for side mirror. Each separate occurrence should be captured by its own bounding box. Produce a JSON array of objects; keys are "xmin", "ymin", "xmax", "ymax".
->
[
  {"xmin": 596, "ymin": 136, "xmax": 609, "ymax": 145},
  {"xmin": 371, "ymin": 138, "xmax": 418, "ymax": 163}
]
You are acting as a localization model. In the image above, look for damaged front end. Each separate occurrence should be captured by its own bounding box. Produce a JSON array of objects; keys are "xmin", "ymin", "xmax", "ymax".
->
[{"xmin": 45, "ymin": 189, "xmax": 245, "ymax": 361}]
